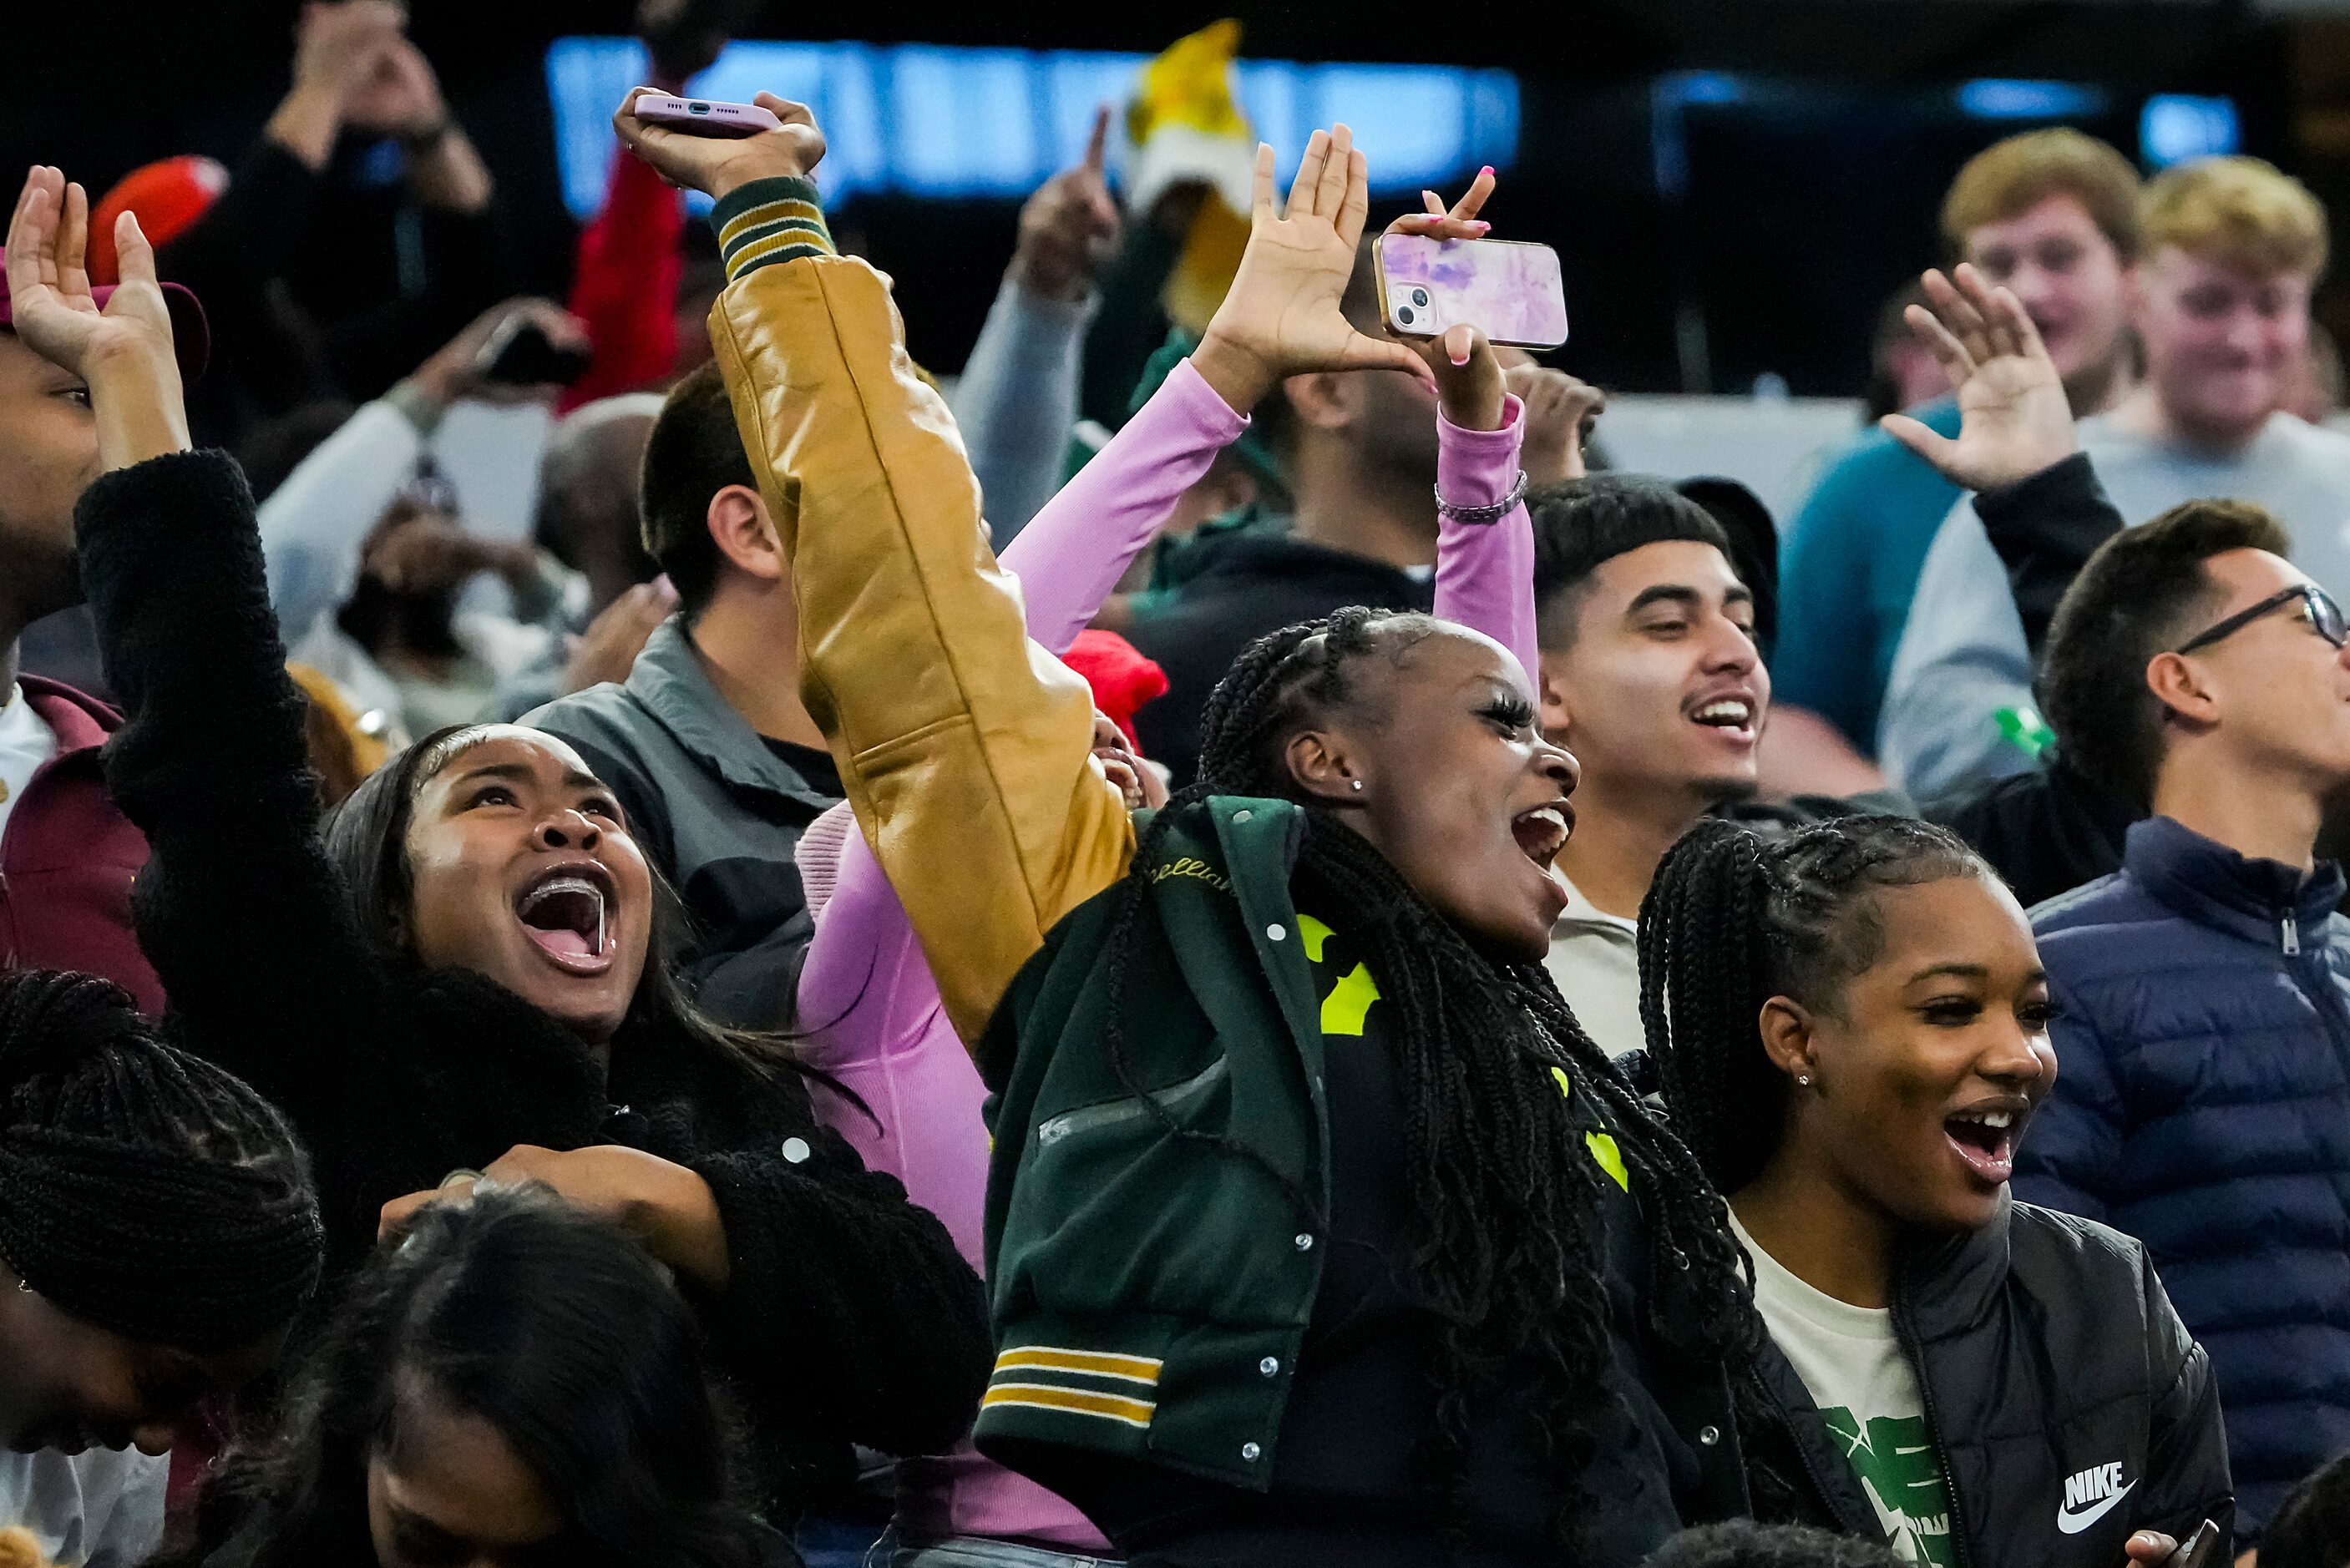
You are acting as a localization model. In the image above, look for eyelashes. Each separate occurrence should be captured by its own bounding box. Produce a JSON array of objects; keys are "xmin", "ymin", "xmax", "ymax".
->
[{"xmin": 1482, "ymin": 698, "xmax": 1537, "ymax": 731}]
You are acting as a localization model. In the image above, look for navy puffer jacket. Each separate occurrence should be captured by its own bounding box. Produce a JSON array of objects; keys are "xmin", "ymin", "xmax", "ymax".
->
[{"xmin": 2015, "ymin": 814, "xmax": 2350, "ymax": 1540}]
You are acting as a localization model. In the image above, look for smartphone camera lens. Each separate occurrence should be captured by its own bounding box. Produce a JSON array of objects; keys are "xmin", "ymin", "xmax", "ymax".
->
[
  {"xmin": 689, "ymin": 101, "xmax": 711, "ymax": 114},
  {"xmin": 1411, "ymin": 288, "xmax": 1430, "ymax": 307},
  {"xmin": 1396, "ymin": 306, "xmax": 1416, "ymax": 326}
]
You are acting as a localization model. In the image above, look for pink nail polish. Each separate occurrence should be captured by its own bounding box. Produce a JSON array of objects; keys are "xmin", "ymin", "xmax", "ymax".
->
[
  {"xmin": 1470, "ymin": 221, "xmax": 1492, "ymax": 232},
  {"xmin": 1480, "ymin": 165, "xmax": 1495, "ymax": 179}
]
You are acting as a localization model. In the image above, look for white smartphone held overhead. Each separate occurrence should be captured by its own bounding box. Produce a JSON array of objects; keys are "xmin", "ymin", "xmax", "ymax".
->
[
  {"xmin": 1375, "ymin": 234, "xmax": 1569, "ymax": 351},
  {"xmin": 633, "ymin": 94, "xmax": 784, "ymax": 139}
]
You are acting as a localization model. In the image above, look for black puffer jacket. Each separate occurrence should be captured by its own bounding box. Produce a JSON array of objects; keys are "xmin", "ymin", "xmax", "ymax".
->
[
  {"xmin": 75, "ymin": 450, "xmax": 990, "ymax": 1518},
  {"xmin": 1755, "ymin": 1194, "xmax": 2233, "ymax": 1568}
]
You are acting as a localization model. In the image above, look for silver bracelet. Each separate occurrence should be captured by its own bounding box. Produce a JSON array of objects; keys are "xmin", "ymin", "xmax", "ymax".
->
[{"xmin": 1433, "ymin": 468, "xmax": 1529, "ymax": 524}]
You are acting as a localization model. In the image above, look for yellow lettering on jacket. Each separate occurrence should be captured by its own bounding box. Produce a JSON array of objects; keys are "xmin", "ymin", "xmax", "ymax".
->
[{"xmin": 1148, "ymin": 856, "xmax": 1230, "ymax": 892}]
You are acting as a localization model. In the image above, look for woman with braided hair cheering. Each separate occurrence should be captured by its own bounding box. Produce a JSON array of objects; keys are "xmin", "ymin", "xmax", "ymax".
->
[
  {"xmin": 611, "ymin": 87, "xmax": 1730, "ymax": 1560},
  {"xmin": 1638, "ymin": 816, "xmax": 2232, "ymax": 1568},
  {"xmin": 976, "ymin": 602, "xmax": 1778, "ymax": 1566},
  {"xmin": 0, "ymin": 969, "xmax": 321, "ymax": 1567}
]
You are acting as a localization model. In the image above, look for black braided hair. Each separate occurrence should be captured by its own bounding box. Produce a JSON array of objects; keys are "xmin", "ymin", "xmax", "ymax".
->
[
  {"xmin": 1636, "ymin": 814, "xmax": 1992, "ymax": 1196},
  {"xmin": 1095, "ymin": 605, "xmax": 1796, "ymax": 1547},
  {"xmin": 0, "ymin": 969, "xmax": 322, "ymax": 1353}
]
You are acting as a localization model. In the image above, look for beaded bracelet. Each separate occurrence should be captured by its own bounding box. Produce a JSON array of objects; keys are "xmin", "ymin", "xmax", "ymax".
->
[{"xmin": 1433, "ymin": 468, "xmax": 1529, "ymax": 524}]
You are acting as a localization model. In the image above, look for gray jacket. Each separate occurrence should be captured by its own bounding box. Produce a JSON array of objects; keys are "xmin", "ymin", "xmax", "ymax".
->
[{"xmin": 525, "ymin": 618, "xmax": 839, "ymax": 1029}]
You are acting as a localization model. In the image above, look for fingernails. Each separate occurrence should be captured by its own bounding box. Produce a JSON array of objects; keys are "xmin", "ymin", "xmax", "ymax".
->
[
  {"xmin": 1469, "ymin": 220, "xmax": 1491, "ymax": 233},
  {"xmin": 1479, "ymin": 165, "xmax": 1495, "ymax": 179},
  {"xmin": 1450, "ymin": 348, "xmax": 1471, "ymax": 366}
]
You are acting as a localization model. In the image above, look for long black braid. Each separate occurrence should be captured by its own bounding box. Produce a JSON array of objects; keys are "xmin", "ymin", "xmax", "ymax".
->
[
  {"xmin": 0, "ymin": 969, "xmax": 323, "ymax": 1353},
  {"xmin": 1096, "ymin": 606, "xmax": 1793, "ymax": 1551},
  {"xmin": 1636, "ymin": 815, "xmax": 1990, "ymax": 1196}
]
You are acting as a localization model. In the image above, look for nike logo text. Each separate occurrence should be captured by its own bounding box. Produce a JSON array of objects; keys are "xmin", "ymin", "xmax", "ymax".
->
[{"xmin": 2058, "ymin": 1463, "xmax": 2135, "ymax": 1534}]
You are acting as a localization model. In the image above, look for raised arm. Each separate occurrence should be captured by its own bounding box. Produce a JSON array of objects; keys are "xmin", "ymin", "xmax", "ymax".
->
[
  {"xmin": 619, "ymin": 96, "xmax": 1441, "ymax": 1039},
  {"xmin": 1381, "ymin": 177, "xmax": 1547, "ymax": 681},
  {"xmin": 952, "ymin": 107, "xmax": 1120, "ymax": 550},
  {"xmin": 261, "ymin": 299, "xmax": 587, "ymax": 640},
  {"xmin": 1880, "ymin": 263, "xmax": 2117, "ymax": 660},
  {"xmin": 610, "ymin": 91, "xmax": 1135, "ymax": 1042},
  {"xmin": 10, "ymin": 167, "xmax": 390, "ymax": 1115}
]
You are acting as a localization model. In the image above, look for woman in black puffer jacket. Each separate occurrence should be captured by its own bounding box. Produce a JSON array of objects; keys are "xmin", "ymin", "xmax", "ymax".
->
[{"xmin": 1639, "ymin": 815, "xmax": 2232, "ymax": 1568}]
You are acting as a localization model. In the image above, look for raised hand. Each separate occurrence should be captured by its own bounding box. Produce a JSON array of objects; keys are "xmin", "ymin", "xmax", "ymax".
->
[
  {"xmin": 343, "ymin": 32, "xmax": 447, "ymax": 137},
  {"xmin": 4, "ymin": 166, "xmax": 188, "ymax": 469},
  {"xmin": 1011, "ymin": 105, "xmax": 1122, "ymax": 303},
  {"xmin": 1191, "ymin": 124, "xmax": 1436, "ymax": 415},
  {"xmin": 612, "ymin": 86, "xmax": 824, "ymax": 203},
  {"xmin": 360, "ymin": 503, "xmax": 535, "ymax": 597},
  {"xmin": 1510, "ymin": 362, "xmax": 1606, "ymax": 483},
  {"xmin": 407, "ymin": 296, "xmax": 589, "ymax": 409},
  {"xmin": 1882, "ymin": 262, "xmax": 2075, "ymax": 493},
  {"xmin": 289, "ymin": 0, "xmax": 404, "ymax": 111},
  {"xmin": 563, "ymin": 577, "xmax": 680, "ymax": 695},
  {"xmin": 1385, "ymin": 170, "xmax": 1510, "ymax": 431}
]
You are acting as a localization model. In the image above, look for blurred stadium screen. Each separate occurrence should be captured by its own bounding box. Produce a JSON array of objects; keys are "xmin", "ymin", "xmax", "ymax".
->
[{"xmin": 545, "ymin": 36, "xmax": 1522, "ymax": 216}]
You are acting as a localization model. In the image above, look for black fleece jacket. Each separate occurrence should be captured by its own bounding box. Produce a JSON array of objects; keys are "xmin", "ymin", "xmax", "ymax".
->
[
  {"xmin": 75, "ymin": 449, "xmax": 990, "ymax": 1513},
  {"xmin": 1925, "ymin": 454, "xmax": 2141, "ymax": 908}
]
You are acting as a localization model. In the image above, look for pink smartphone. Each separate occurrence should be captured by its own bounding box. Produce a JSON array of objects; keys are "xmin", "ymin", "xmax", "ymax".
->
[
  {"xmin": 1375, "ymin": 234, "xmax": 1568, "ymax": 350},
  {"xmin": 633, "ymin": 94, "xmax": 783, "ymax": 139}
]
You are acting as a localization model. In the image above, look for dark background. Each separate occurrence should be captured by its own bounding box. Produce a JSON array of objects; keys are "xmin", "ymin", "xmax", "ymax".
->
[{"xmin": 11, "ymin": 2, "xmax": 2327, "ymax": 397}]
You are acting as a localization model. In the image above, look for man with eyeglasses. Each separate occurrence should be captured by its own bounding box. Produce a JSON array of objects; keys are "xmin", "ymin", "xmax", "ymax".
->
[
  {"xmin": 1882, "ymin": 154, "xmax": 2350, "ymax": 802},
  {"xmin": 2008, "ymin": 492, "xmax": 2350, "ymax": 1545}
]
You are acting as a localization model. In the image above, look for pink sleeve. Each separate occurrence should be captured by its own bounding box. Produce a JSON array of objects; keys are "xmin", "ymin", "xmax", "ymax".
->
[
  {"xmin": 800, "ymin": 356, "xmax": 1249, "ymax": 1148},
  {"xmin": 1000, "ymin": 355, "xmax": 1248, "ymax": 656},
  {"xmin": 1431, "ymin": 393, "xmax": 1537, "ymax": 687}
]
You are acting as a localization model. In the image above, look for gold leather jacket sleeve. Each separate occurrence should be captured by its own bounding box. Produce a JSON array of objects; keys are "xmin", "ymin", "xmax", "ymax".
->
[{"xmin": 707, "ymin": 255, "xmax": 1137, "ymax": 1044}]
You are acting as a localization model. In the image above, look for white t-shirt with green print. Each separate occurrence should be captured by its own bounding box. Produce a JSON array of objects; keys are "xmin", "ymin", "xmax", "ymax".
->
[{"xmin": 1729, "ymin": 1208, "xmax": 1956, "ymax": 1568}]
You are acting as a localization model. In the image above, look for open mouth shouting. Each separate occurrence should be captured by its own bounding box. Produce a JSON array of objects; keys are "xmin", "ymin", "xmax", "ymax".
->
[
  {"xmin": 514, "ymin": 861, "xmax": 618, "ymax": 975},
  {"xmin": 1943, "ymin": 1098, "xmax": 2030, "ymax": 1186},
  {"xmin": 1511, "ymin": 801, "xmax": 1574, "ymax": 873}
]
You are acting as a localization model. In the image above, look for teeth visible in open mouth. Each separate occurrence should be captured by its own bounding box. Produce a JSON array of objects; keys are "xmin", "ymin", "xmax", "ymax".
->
[
  {"xmin": 1949, "ymin": 1109, "xmax": 2013, "ymax": 1130},
  {"xmin": 1692, "ymin": 700, "xmax": 1754, "ymax": 727},
  {"xmin": 1512, "ymin": 806, "xmax": 1570, "ymax": 866},
  {"xmin": 518, "ymin": 875, "xmax": 607, "ymax": 958}
]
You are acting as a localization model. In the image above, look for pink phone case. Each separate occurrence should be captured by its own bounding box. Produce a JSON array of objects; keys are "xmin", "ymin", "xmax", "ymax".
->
[
  {"xmin": 1375, "ymin": 234, "xmax": 1569, "ymax": 350},
  {"xmin": 634, "ymin": 94, "xmax": 782, "ymax": 139}
]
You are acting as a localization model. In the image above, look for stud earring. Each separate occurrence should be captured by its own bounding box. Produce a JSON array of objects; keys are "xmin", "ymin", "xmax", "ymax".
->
[
  {"xmin": 1795, "ymin": 1074, "xmax": 1813, "ymax": 1087},
  {"xmin": 1350, "ymin": 780, "xmax": 1364, "ymax": 792}
]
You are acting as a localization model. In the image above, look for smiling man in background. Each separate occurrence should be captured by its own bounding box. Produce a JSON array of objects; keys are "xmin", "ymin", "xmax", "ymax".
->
[{"xmin": 1528, "ymin": 476, "xmax": 1772, "ymax": 1055}]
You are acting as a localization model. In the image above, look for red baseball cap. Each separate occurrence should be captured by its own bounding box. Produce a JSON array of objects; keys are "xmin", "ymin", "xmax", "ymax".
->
[{"xmin": 0, "ymin": 259, "xmax": 210, "ymax": 384}]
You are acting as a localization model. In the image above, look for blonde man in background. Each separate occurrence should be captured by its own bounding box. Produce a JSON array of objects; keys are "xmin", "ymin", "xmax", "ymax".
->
[
  {"xmin": 1774, "ymin": 129, "xmax": 2142, "ymax": 777},
  {"xmin": 1882, "ymin": 154, "xmax": 2350, "ymax": 801}
]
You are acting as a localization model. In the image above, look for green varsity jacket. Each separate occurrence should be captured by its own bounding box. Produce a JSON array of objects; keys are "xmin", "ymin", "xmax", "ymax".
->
[{"xmin": 974, "ymin": 794, "xmax": 1754, "ymax": 1515}]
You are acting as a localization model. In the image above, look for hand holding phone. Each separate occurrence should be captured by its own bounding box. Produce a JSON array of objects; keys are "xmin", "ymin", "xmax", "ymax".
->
[
  {"xmin": 630, "ymin": 94, "xmax": 783, "ymax": 138},
  {"xmin": 1376, "ymin": 232, "xmax": 1568, "ymax": 351},
  {"xmin": 2125, "ymin": 1520, "xmax": 2225, "ymax": 1568},
  {"xmin": 474, "ymin": 314, "xmax": 591, "ymax": 387},
  {"xmin": 612, "ymin": 87, "xmax": 825, "ymax": 202}
]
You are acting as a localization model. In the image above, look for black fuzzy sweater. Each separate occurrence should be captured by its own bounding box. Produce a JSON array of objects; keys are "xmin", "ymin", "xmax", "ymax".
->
[{"xmin": 75, "ymin": 450, "xmax": 990, "ymax": 1512}]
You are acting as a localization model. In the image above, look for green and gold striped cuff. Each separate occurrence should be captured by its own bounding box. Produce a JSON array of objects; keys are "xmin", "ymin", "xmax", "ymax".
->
[{"xmin": 710, "ymin": 176, "xmax": 834, "ymax": 281}]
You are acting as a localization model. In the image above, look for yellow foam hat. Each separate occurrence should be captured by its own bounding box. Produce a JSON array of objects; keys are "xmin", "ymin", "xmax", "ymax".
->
[{"xmin": 1123, "ymin": 19, "xmax": 1256, "ymax": 335}]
